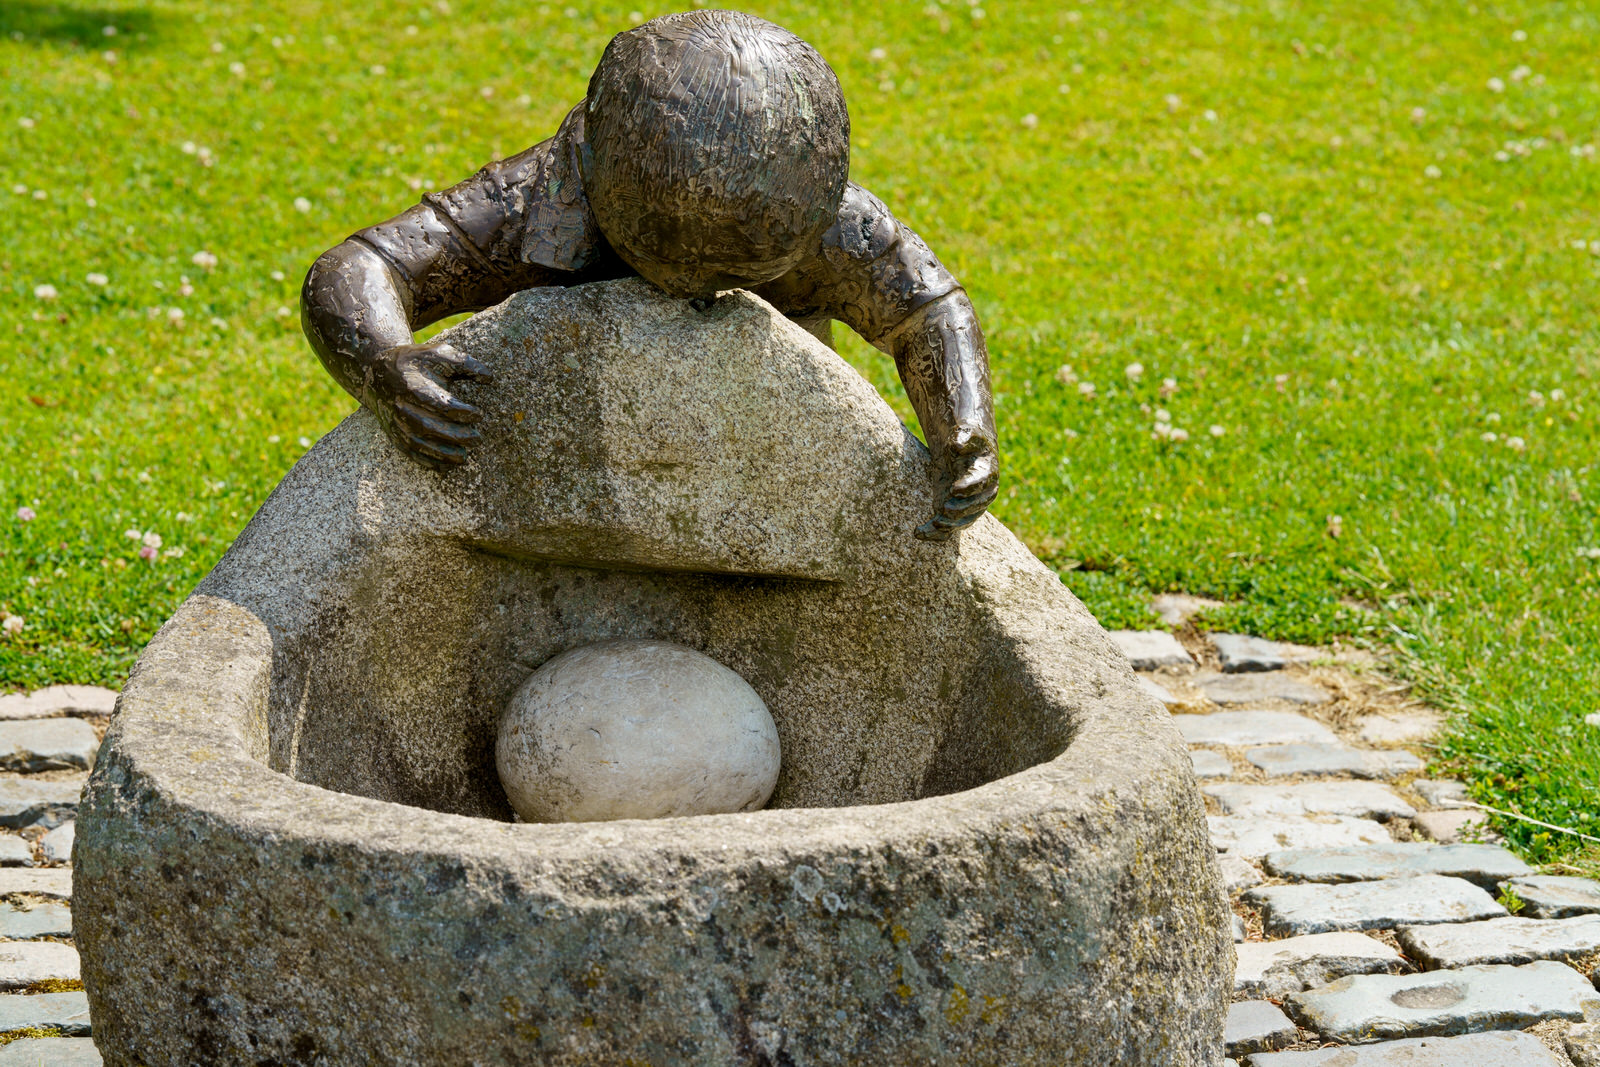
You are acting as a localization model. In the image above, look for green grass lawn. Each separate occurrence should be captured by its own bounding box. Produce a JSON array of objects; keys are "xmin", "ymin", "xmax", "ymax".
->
[{"xmin": 2, "ymin": 0, "xmax": 1597, "ymax": 865}]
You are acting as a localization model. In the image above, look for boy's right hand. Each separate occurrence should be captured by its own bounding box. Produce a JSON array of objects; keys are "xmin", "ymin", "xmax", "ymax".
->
[{"xmin": 367, "ymin": 341, "xmax": 495, "ymax": 468}]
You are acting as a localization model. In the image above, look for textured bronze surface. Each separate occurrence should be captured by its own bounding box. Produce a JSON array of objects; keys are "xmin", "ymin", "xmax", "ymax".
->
[{"xmin": 301, "ymin": 9, "xmax": 997, "ymax": 538}]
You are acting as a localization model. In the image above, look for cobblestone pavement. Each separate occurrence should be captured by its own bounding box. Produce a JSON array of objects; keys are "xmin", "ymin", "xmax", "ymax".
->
[
  {"xmin": 4, "ymin": 625, "xmax": 1597, "ymax": 1065},
  {"xmin": 1113, "ymin": 621, "xmax": 1600, "ymax": 1067},
  {"xmin": 0, "ymin": 685, "xmax": 107, "ymax": 1064}
]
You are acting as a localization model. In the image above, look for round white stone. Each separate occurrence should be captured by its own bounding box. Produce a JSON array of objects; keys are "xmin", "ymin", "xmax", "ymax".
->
[{"xmin": 496, "ymin": 639, "xmax": 780, "ymax": 823}]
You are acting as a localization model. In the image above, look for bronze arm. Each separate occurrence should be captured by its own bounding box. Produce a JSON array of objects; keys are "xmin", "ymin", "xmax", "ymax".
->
[{"xmin": 882, "ymin": 290, "xmax": 999, "ymax": 540}]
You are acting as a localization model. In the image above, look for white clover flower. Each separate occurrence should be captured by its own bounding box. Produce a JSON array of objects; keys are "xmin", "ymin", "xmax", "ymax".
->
[
  {"xmin": 270, "ymin": 270, "xmax": 286, "ymax": 281},
  {"xmin": 1077, "ymin": 381, "xmax": 1096, "ymax": 396},
  {"xmin": 1256, "ymin": 212, "xmax": 1274, "ymax": 226},
  {"xmin": 298, "ymin": 436, "xmax": 312, "ymax": 447},
  {"xmin": 1424, "ymin": 165, "xmax": 1442, "ymax": 179},
  {"xmin": 1154, "ymin": 408, "xmax": 1172, "ymax": 424},
  {"xmin": 229, "ymin": 61, "xmax": 246, "ymax": 76},
  {"xmin": 1169, "ymin": 427, "xmax": 1189, "ymax": 442},
  {"xmin": 86, "ymin": 272, "xmax": 108, "ymax": 286},
  {"xmin": 166, "ymin": 307, "xmax": 185, "ymax": 322},
  {"xmin": 1203, "ymin": 109, "xmax": 1217, "ymax": 122},
  {"xmin": 267, "ymin": 434, "xmax": 280, "ymax": 444},
  {"xmin": 1511, "ymin": 65, "xmax": 1531, "ymax": 81},
  {"xmin": 1209, "ymin": 424, "xmax": 1226, "ymax": 437},
  {"xmin": 1481, "ymin": 431, "xmax": 1498, "ymax": 442},
  {"xmin": 175, "ymin": 512, "xmax": 193, "ymax": 523},
  {"xmin": 1164, "ymin": 94, "xmax": 1181, "ymax": 112},
  {"xmin": 181, "ymin": 141, "xmax": 197, "ymax": 155},
  {"xmin": 1506, "ymin": 436, "xmax": 1526, "ymax": 452},
  {"xmin": 142, "ymin": 531, "xmax": 162, "ymax": 549},
  {"xmin": 191, "ymin": 250, "xmax": 218, "ymax": 270},
  {"xmin": 33, "ymin": 284, "xmax": 57, "ymax": 300},
  {"xmin": 1486, "ymin": 411, "xmax": 1501, "ymax": 422},
  {"xmin": 1152, "ymin": 422, "xmax": 1172, "ymax": 439},
  {"xmin": 2, "ymin": 616, "xmax": 24, "ymax": 636},
  {"xmin": 17, "ymin": 117, "xmax": 35, "ymax": 130},
  {"xmin": 369, "ymin": 64, "xmax": 387, "ymax": 76},
  {"xmin": 1054, "ymin": 365, "xmax": 1078, "ymax": 385},
  {"xmin": 210, "ymin": 41, "xmax": 224, "ymax": 53},
  {"xmin": 1411, "ymin": 107, "xmax": 1426, "ymax": 123},
  {"xmin": 1512, "ymin": 29, "xmax": 1527, "ymax": 41},
  {"xmin": 1125, "ymin": 361, "xmax": 1144, "ymax": 380},
  {"xmin": 294, "ymin": 197, "xmax": 312, "ymax": 213},
  {"xmin": 1020, "ymin": 113, "xmax": 1039, "ymax": 129},
  {"xmin": 124, "ymin": 528, "xmax": 143, "ymax": 541},
  {"xmin": 1487, "ymin": 77, "xmax": 1505, "ymax": 92}
]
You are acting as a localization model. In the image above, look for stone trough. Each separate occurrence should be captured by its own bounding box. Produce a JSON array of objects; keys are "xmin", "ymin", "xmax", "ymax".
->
[{"xmin": 76, "ymin": 280, "xmax": 1230, "ymax": 1065}]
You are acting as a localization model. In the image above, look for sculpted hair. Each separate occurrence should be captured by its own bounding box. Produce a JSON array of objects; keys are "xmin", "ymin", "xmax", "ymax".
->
[{"xmin": 582, "ymin": 10, "xmax": 851, "ymax": 265}]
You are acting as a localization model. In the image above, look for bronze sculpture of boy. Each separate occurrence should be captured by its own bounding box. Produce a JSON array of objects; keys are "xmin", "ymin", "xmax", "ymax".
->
[{"xmin": 301, "ymin": 10, "xmax": 997, "ymax": 539}]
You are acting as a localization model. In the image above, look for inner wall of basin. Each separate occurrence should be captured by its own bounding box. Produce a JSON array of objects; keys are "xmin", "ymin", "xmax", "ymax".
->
[{"xmin": 266, "ymin": 550, "xmax": 1075, "ymax": 820}]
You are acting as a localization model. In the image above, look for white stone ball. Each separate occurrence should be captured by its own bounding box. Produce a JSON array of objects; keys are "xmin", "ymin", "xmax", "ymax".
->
[{"xmin": 496, "ymin": 639, "xmax": 780, "ymax": 823}]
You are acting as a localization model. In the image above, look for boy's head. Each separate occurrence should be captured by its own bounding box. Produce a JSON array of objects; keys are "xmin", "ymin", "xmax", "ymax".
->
[{"xmin": 581, "ymin": 10, "xmax": 850, "ymax": 299}]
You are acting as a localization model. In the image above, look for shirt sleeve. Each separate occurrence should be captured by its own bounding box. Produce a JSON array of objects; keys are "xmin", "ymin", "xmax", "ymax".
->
[{"xmin": 754, "ymin": 183, "xmax": 962, "ymax": 347}]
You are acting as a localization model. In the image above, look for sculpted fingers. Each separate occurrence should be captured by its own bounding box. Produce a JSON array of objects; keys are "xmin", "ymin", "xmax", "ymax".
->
[
  {"xmin": 423, "ymin": 344, "xmax": 494, "ymax": 383},
  {"xmin": 393, "ymin": 400, "xmax": 484, "ymax": 446},
  {"xmin": 403, "ymin": 375, "xmax": 484, "ymax": 423}
]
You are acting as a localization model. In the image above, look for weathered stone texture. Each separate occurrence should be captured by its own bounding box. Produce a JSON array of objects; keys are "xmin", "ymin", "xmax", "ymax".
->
[
  {"xmin": 1234, "ymin": 933, "xmax": 1404, "ymax": 998},
  {"xmin": 1246, "ymin": 875, "xmax": 1505, "ymax": 936},
  {"xmin": 1398, "ymin": 914, "xmax": 1600, "ymax": 970},
  {"xmin": 1284, "ymin": 960, "xmax": 1600, "ymax": 1044},
  {"xmin": 1248, "ymin": 1030, "xmax": 1563, "ymax": 1065},
  {"xmin": 77, "ymin": 282, "xmax": 1230, "ymax": 1066},
  {"xmin": 1262, "ymin": 843, "xmax": 1531, "ymax": 890}
]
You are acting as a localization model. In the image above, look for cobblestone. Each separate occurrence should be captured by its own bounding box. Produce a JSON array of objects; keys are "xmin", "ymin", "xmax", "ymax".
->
[
  {"xmin": 1204, "ymin": 782, "xmax": 1416, "ymax": 821},
  {"xmin": 1213, "ymin": 633, "xmax": 1319, "ymax": 673},
  {"xmin": 1196, "ymin": 672, "xmax": 1332, "ymax": 706},
  {"xmin": 1234, "ymin": 932, "xmax": 1405, "ymax": 998},
  {"xmin": 1246, "ymin": 875, "xmax": 1505, "ymax": 936},
  {"xmin": 1284, "ymin": 960, "xmax": 1600, "ymax": 1044},
  {"xmin": 1501, "ymin": 875, "xmax": 1600, "ymax": 919},
  {"xmin": 0, "ymin": 941, "xmax": 79, "ymax": 990},
  {"xmin": 1247, "ymin": 1030, "xmax": 1563, "ymax": 1065},
  {"xmin": 1209, "ymin": 815, "xmax": 1392, "ymax": 861},
  {"xmin": 1178, "ymin": 711, "xmax": 1339, "ymax": 747},
  {"xmin": 1245, "ymin": 744, "xmax": 1422, "ymax": 779},
  {"xmin": 1109, "ymin": 630, "xmax": 1194, "ymax": 670},
  {"xmin": 0, "ymin": 719, "xmax": 99, "ymax": 773},
  {"xmin": 1261, "ymin": 843, "xmax": 1531, "ymax": 890},
  {"xmin": 1225, "ymin": 1000, "xmax": 1299, "ymax": 1057},
  {"xmin": 1397, "ymin": 914, "xmax": 1600, "ymax": 970}
]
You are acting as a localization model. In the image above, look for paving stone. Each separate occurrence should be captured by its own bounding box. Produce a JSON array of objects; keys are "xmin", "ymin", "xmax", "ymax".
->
[
  {"xmin": 1208, "ymin": 815, "xmax": 1392, "ymax": 862},
  {"xmin": 1177, "ymin": 711, "xmax": 1338, "ymax": 747},
  {"xmin": 0, "ymin": 685, "xmax": 116, "ymax": 721},
  {"xmin": 1152, "ymin": 593, "xmax": 1224, "ymax": 626},
  {"xmin": 1220, "ymin": 852, "xmax": 1265, "ymax": 892},
  {"xmin": 0, "ymin": 942, "xmax": 79, "ymax": 990},
  {"xmin": 1245, "ymin": 875, "xmax": 1506, "ymax": 936},
  {"xmin": 1247, "ymin": 1029, "xmax": 1564, "ymax": 1065},
  {"xmin": 1502, "ymin": 875, "xmax": 1600, "ymax": 919},
  {"xmin": 0, "ymin": 720, "xmax": 99, "ymax": 773},
  {"xmin": 1284, "ymin": 959, "xmax": 1600, "ymax": 1044},
  {"xmin": 1205, "ymin": 782, "xmax": 1416, "ymax": 821},
  {"xmin": 0, "ymin": 867, "xmax": 72, "ymax": 900},
  {"xmin": 1412, "ymin": 809, "xmax": 1496, "ymax": 845},
  {"xmin": 1136, "ymin": 675, "xmax": 1178, "ymax": 706},
  {"xmin": 0, "ymin": 902, "xmax": 72, "ymax": 940},
  {"xmin": 1196, "ymin": 672, "xmax": 1330, "ymax": 706},
  {"xmin": 1213, "ymin": 633, "xmax": 1319, "ymax": 673},
  {"xmin": 39, "ymin": 822, "xmax": 72, "ymax": 865},
  {"xmin": 1567, "ymin": 1022, "xmax": 1600, "ymax": 1067},
  {"xmin": 1246, "ymin": 744, "xmax": 1422, "ymax": 780},
  {"xmin": 0, "ymin": 776, "xmax": 84, "ymax": 829},
  {"xmin": 1190, "ymin": 749, "xmax": 1234, "ymax": 778},
  {"xmin": 0, "ymin": 1037, "xmax": 102, "ymax": 1065},
  {"xmin": 0, "ymin": 838, "xmax": 29, "ymax": 868},
  {"xmin": 1233, "ymin": 915, "xmax": 1247, "ymax": 942},
  {"xmin": 1412, "ymin": 780, "xmax": 1468, "ymax": 808},
  {"xmin": 1356, "ymin": 713, "xmax": 1441, "ymax": 745},
  {"xmin": 1109, "ymin": 630, "xmax": 1194, "ymax": 670},
  {"xmin": 0, "ymin": 990, "xmax": 91, "ymax": 1035},
  {"xmin": 1235, "ymin": 932, "xmax": 1405, "ymax": 998},
  {"xmin": 1261, "ymin": 843, "xmax": 1531, "ymax": 890},
  {"xmin": 1398, "ymin": 914, "xmax": 1600, "ymax": 970},
  {"xmin": 1226, "ymin": 1000, "xmax": 1299, "ymax": 1057}
]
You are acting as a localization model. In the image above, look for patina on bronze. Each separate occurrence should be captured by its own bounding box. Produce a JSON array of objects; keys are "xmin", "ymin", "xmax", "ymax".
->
[{"xmin": 301, "ymin": 9, "xmax": 997, "ymax": 539}]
